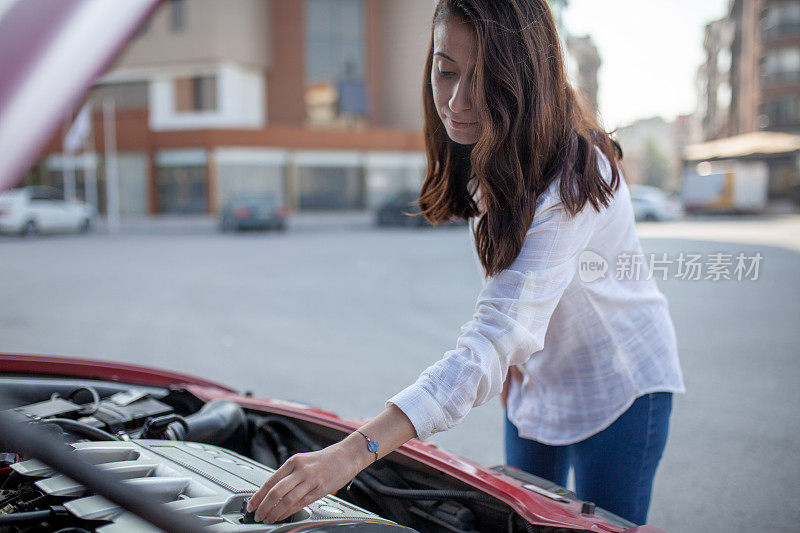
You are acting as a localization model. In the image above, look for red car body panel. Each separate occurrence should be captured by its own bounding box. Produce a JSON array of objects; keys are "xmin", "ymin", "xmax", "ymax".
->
[
  {"xmin": 0, "ymin": 352, "xmax": 236, "ymax": 393},
  {"xmin": 0, "ymin": 353, "xmax": 667, "ymax": 532}
]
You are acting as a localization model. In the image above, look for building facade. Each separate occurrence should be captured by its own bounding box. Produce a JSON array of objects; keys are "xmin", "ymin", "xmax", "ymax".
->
[
  {"xmin": 697, "ymin": 0, "xmax": 800, "ymax": 137},
  {"xmin": 693, "ymin": 0, "xmax": 800, "ymax": 199},
  {"xmin": 30, "ymin": 0, "xmax": 434, "ymax": 216},
  {"xmin": 758, "ymin": 0, "xmax": 800, "ymax": 133},
  {"xmin": 566, "ymin": 35, "xmax": 601, "ymax": 116},
  {"xmin": 614, "ymin": 115, "xmax": 695, "ymax": 193},
  {"xmin": 27, "ymin": 0, "xmax": 605, "ymax": 216},
  {"xmin": 697, "ymin": 17, "xmax": 736, "ymax": 141}
]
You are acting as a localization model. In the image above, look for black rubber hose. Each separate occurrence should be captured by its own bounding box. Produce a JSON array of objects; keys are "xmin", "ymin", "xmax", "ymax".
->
[
  {"xmin": 0, "ymin": 509, "xmax": 53, "ymax": 524},
  {"xmin": 262, "ymin": 417, "xmax": 321, "ymax": 451},
  {"xmin": 166, "ymin": 399, "xmax": 246, "ymax": 445},
  {"xmin": 42, "ymin": 418, "xmax": 120, "ymax": 441},
  {"xmin": 348, "ymin": 477, "xmax": 394, "ymax": 520},
  {"xmin": 66, "ymin": 386, "xmax": 101, "ymax": 415},
  {"xmin": 250, "ymin": 435, "xmax": 278, "ymax": 468},
  {"xmin": 255, "ymin": 421, "xmax": 289, "ymax": 464},
  {"xmin": 0, "ymin": 470, "xmax": 18, "ymax": 489},
  {"xmin": 508, "ymin": 511, "xmax": 539, "ymax": 533},
  {"xmin": 357, "ymin": 470, "xmax": 495, "ymax": 504},
  {"xmin": 0, "ymin": 411, "xmax": 209, "ymax": 532}
]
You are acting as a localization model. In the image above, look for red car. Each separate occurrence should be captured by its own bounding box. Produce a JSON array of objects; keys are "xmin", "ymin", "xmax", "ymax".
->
[
  {"xmin": 0, "ymin": 2, "xmax": 665, "ymax": 531},
  {"xmin": 0, "ymin": 353, "xmax": 663, "ymax": 532}
]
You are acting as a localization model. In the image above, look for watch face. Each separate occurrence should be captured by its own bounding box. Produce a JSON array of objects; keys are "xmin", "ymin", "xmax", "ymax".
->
[{"xmin": 368, "ymin": 441, "xmax": 380, "ymax": 453}]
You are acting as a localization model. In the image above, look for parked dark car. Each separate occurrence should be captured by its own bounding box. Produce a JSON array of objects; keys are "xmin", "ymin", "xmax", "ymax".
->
[
  {"xmin": 375, "ymin": 191, "xmax": 428, "ymax": 227},
  {"xmin": 220, "ymin": 194, "xmax": 289, "ymax": 232},
  {"xmin": 375, "ymin": 191, "xmax": 466, "ymax": 228}
]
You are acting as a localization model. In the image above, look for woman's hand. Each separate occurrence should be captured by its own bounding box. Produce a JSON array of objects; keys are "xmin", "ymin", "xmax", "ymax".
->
[
  {"xmin": 500, "ymin": 365, "xmax": 524, "ymax": 408},
  {"xmin": 247, "ymin": 404, "xmax": 417, "ymax": 524},
  {"xmin": 246, "ymin": 441, "xmax": 362, "ymax": 524}
]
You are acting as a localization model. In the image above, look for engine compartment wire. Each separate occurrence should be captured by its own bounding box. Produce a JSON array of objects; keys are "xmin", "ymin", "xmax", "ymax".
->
[{"xmin": 41, "ymin": 418, "xmax": 120, "ymax": 441}]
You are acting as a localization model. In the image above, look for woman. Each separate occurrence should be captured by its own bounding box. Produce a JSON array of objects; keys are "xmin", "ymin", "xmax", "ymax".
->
[{"xmin": 248, "ymin": 0, "xmax": 685, "ymax": 526}]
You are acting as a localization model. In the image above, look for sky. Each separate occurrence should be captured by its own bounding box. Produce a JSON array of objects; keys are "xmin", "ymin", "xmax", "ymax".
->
[{"xmin": 561, "ymin": 0, "xmax": 730, "ymax": 130}]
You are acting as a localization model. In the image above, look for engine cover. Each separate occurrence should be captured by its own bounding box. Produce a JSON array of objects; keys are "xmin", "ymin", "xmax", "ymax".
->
[{"xmin": 11, "ymin": 439, "xmax": 409, "ymax": 532}]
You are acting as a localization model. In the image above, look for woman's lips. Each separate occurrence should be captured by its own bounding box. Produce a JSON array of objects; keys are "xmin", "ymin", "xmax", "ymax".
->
[{"xmin": 448, "ymin": 117, "xmax": 477, "ymax": 130}]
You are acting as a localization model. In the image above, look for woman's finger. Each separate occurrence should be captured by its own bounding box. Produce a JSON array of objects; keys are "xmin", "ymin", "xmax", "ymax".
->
[
  {"xmin": 254, "ymin": 473, "xmax": 305, "ymax": 523},
  {"xmin": 262, "ymin": 479, "xmax": 317, "ymax": 524},
  {"xmin": 247, "ymin": 458, "xmax": 295, "ymax": 512},
  {"xmin": 253, "ymin": 463, "xmax": 305, "ymax": 522}
]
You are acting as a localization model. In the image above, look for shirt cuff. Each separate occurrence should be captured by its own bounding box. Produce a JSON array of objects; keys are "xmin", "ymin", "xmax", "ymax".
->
[{"xmin": 386, "ymin": 383, "xmax": 446, "ymax": 441}]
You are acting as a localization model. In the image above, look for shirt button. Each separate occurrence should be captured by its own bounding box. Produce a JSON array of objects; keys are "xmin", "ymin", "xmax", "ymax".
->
[{"xmin": 525, "ymin": 270, "xmax": 533, "ymax": 277}]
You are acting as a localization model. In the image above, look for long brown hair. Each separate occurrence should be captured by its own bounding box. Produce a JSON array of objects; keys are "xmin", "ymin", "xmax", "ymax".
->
[{"xmin": 418, "ymin": 0, "xmax": 623, "ymax": 277}]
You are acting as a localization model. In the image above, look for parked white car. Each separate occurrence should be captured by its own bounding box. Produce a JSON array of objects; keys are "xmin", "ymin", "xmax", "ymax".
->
[
  {"xmin": 0, "ymin": 186, "xmax": 95, "ymax": 236},
  {"xmin": 629, "ymin": 185, "xmax": 684, "ymax": 222}
]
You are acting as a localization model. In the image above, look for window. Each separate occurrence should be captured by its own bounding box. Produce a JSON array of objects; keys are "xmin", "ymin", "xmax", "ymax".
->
[
  {"xmin": 717, "ymin": 49, "xmax": 732, "ymax": 74},
  {"xmin": 174, "ymin": 76, "xmax": 217, "ymax": 112},
  {"xmin": 305, "ymin": 0, "xmax": 369, "ymax": 122},
  {"xmin": 91, "ymin": 82, "xmax": 149, "ymax": 110},
  {"xmin": 761, "ymin": 96, "xmax": 800, "ymax": 128},
  {"xmin": 762, "ymin": 1, "xmax": 800, "ymax": 39},
  {"xmin": 298, "ymin": 166, "xmax": 363, "ymax": 210},
  {"xmin": 170, "ymin": 0, "xmax": 185, "ymax": 31},
  {"xmin": 156, "ymin": 165, "xmax": 207, "ymax": 214},
  {"xmin": 306, "ymin": 0, "xmax": 365, "ymax": 85},
  {"xmin": 762, "ymin": 47, "xmax": 800, "ymax": 82},
  {"xmin": 717, "ymin": 82, "xmax": 732, "ymax": 111}
]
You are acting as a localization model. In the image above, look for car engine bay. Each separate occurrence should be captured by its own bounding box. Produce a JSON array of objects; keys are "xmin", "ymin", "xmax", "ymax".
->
[{"xmin": 0, "ymin": 377, "xmax": 543, "ymax": 533}]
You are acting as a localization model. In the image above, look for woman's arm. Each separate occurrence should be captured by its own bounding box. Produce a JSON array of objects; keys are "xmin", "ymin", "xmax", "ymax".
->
[
  {"xmin": 246, "ymin": 404, "xmax": 417, "ymax": 524},
  {"xmin": 249, "ymin": 155, "xmax": 617, "ymax": 524}
]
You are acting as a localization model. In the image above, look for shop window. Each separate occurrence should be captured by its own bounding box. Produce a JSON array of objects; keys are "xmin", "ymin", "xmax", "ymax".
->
[
  {"xmin": 156, "ymin": 165, "xmax": 208, "ymax": 214},
  {"xmin": 174, "ymin": 76, "xmax": 217, "ymax": 112}
]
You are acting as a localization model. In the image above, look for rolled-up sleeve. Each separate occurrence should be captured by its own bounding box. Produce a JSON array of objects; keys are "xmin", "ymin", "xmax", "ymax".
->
[{"xmin": 387, "ymin": 195, "xmax": 609, "ymax": 440}]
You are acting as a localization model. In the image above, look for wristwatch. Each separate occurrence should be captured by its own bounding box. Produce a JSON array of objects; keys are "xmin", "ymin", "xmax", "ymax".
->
[{"xmin": 355, "ymin": 429, "xmax": 379, "ymax": 462}]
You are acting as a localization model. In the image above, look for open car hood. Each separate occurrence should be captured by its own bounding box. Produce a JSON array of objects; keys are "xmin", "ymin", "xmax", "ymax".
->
[
  {"xmin": 0, "ymin": 0, "xmax": 160, "ymax": 192},
  {"xmin": 1, "ymin": 353, "xmax": 666, "ymax": 533}
]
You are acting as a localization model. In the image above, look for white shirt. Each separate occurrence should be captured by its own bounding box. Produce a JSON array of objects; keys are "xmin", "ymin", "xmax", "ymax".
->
[{"xmin": 387, "ymin": 150, "xmax": 685, "ymax": 445}]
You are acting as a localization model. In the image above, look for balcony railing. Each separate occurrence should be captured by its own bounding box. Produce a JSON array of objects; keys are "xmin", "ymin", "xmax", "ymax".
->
[
  {"xmin": 762, "ymin": 70, "xmax": 800, "ymax": 84},
  {"xmin": 762, "ymin": 22, "xmax": 800, "ymax": 41}
]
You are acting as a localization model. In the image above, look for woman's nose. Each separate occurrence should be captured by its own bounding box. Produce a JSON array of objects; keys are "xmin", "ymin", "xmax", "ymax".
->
[{"xmin": 448, "ymin": 78, "xmax": 472, "ymax": 114}]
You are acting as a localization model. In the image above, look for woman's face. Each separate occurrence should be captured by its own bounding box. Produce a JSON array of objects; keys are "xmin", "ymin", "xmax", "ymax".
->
[{"xmin": 431, "ymin": 18, "xmax": 479, "ymax": 145}]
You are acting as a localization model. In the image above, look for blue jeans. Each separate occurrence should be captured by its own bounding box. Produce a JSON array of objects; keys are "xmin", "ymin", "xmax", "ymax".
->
[{"xmin": 504, "ymin": 392, "xmax": 672, "ymax": 525}]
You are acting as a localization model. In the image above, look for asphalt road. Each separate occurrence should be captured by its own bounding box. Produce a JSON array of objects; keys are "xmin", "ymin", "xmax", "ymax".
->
[{"xmin": 1, "ymin": 214, "xmax": 798, "ymax": 533}]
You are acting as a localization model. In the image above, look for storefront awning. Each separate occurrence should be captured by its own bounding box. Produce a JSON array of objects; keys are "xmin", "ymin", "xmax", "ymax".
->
[{"xmin": 684, "ymin": 131, "xmax": 800, "ymax": 162}]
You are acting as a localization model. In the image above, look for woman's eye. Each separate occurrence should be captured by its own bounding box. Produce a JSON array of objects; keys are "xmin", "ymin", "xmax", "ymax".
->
[{"xmin": 436, "ymin": 67, "xmax": 456, "ymax": 78}]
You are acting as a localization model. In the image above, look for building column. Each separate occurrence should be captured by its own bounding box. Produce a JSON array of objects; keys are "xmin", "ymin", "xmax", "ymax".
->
[
  {"xmin": 286, "ymin": 151, "xmax": 300, "ymax": 211},
  {"xmin": 148, "ymin": 150, "xmax": 158, "ymax": 215},
  {"xmin": 207, "ymin": 150, "xmax": 217, "ymax": 215}
]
